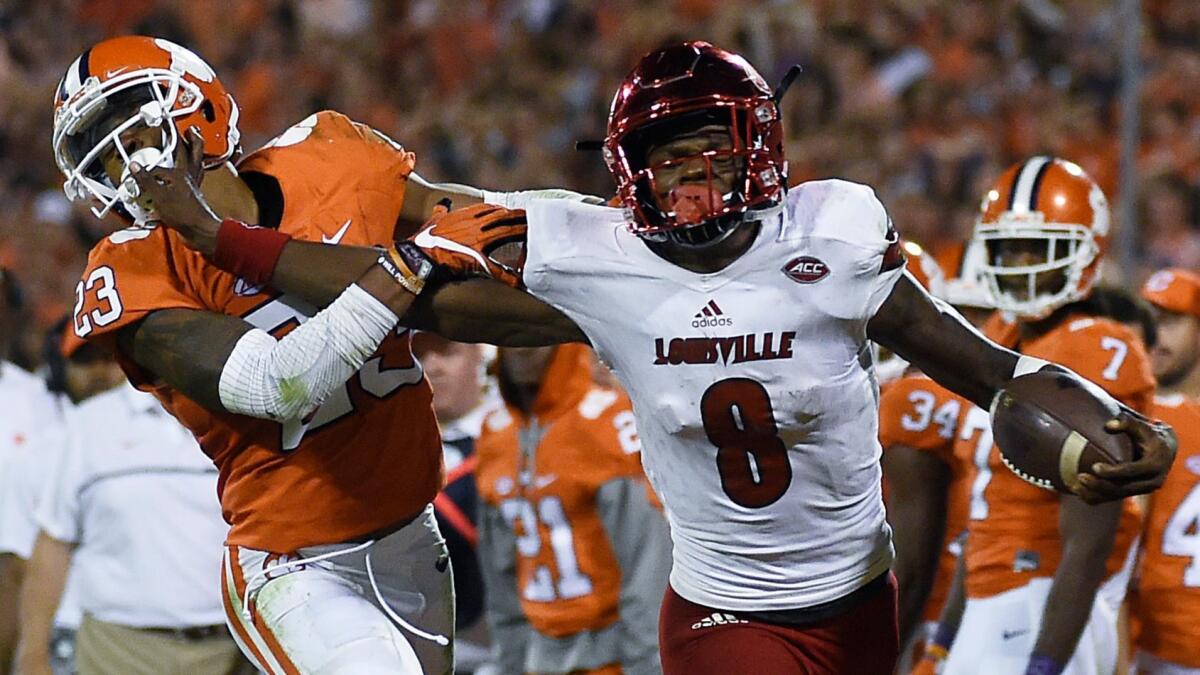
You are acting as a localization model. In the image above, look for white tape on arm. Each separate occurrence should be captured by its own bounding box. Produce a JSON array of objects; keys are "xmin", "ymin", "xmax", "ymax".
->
[
  {"xmin": 482, "ymin": 189, "xmax": 605, "ymax": 209},
  {"xmin": 218, "ymin": 284, "xmax": 398, "ymax": 421}
]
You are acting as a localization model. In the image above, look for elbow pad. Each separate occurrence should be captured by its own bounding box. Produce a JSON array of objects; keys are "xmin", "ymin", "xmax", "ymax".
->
[{"xmin": 218, "ymin": 284, "xmax": 398, "ymax": 421}]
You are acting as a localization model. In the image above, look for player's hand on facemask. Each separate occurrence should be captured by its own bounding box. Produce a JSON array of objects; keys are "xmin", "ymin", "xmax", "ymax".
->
[
  {"xmin": 404, "ymin": 203, "xmax": 528, "ymax": 288},
  {"xmin": 127, "ymin": 127, "xmax": 222, "ymax": 255}
]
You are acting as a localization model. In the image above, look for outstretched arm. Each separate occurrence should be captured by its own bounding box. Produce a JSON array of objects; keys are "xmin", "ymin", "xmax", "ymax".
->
[
  {"xmin": 868, "ymin": 273, "xmax": 1016, "ymax": 410},
  {"xmin": 126, "ymin": 151, "xmax": 586, "ymax": 347},
  {"xmin": 407, "ymin": 279, "xmax": 586, "ymax": 346},
  {"xmin": 868, "ymin": 273, "xmax": 1176, "ymax": 502}
]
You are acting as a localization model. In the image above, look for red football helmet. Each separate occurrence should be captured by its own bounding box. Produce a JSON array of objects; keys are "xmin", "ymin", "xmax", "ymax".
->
[
  {"xmin": 604, "ymin": 41, "xmax": 788, "ymax": 245},
  {"xmin": 973, "ymin": 157, "xmax": 1110, "ymax": 320},
  {"xmin": 52, "ymin": 36, "xmax": 241, "ymax": 223}
]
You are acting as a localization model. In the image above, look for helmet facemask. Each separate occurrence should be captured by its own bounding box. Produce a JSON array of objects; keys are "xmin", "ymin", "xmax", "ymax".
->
[
  {"xmin": 53, "ymin": 69, "xmax": 202, "ymax": 223},
  {"xmin": 611, "ymin": 105, "xmax": 785, "ymax": 248},
  {"xmin": 977, "ymin": 215, "xmax": 1099, "ymax": 320}
]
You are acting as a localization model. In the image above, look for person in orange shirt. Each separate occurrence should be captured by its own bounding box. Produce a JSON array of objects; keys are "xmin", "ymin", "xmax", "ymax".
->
[
  {"xmin": 1135, "ymin": 268, "xmax": 1200, "ymax": 675},
  {"xmin": 877, "ymin": 240, "xmax": 993, "ymax": 663},
  {"xmin": 932, "ymin": 158, "xmax": 1153, "ymax": 675},
  {"xmin": 476, "ymin": 344, "xmax": 671, "ymax": 675},
  {"xmin": 50, "ymin": 35, "xmax": 596, "ymax": 674}
]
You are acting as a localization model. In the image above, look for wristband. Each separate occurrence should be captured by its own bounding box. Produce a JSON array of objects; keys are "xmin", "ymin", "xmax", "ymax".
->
[
  {"xmin": 1026, "ymin": 655, "xmax": 1063, "ymax": 675},
  {"xmin": 376, "ymin": 244, "xmax": 432, "ymax": 296},
  {"xmin": 213, "ymin": 218, "xmax": 292, "ymax": 285},
  {"xmin": 1013, "ymin": 354, "xmax": 1052, "ymax": 378}
]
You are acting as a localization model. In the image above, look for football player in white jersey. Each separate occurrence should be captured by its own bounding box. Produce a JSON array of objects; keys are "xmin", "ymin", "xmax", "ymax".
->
[{"xmin": 122, "ymin": 41, "xmax": 1176, "ymax": 674}]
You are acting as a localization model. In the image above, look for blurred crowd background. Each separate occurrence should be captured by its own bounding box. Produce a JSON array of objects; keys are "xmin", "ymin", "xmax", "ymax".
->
[{"xmin": 1, "ymin": 0, "xmax": 1199, "ymax": 369}]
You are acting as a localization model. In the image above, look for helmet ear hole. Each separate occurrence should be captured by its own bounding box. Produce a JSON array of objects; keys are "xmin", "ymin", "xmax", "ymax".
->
[{"xmin": 200, "ymin": 99, "xmax": 215, "ymax": 122}]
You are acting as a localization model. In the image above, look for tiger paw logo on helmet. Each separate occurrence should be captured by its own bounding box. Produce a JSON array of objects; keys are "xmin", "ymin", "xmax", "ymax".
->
[{"xmin": 52, "ymin": 36, "xmax": 241, "ymax": 224}]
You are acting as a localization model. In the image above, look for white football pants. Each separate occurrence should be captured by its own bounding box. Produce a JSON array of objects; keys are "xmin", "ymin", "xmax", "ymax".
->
[
  {"xmin": 221, "ymin": 504, "xmax": 454, "ymax": 674},
  {"xmin": 944, "ymin": 542, "xmax": 1137, "ymax": 675}
]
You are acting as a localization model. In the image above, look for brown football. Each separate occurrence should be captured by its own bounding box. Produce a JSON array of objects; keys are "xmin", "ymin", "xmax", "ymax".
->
[{"xmin": 990, "ymin": 370, "xmax": 1134, "ymax": 494}]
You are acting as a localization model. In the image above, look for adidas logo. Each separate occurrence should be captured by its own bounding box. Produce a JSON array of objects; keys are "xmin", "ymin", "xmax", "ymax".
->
[
  {"xmin": 691, "ymin": 612, "xmax": 750, "ymax": 630},
  {"xmin": 692, "ymin": 300, "xmax": 733, "ymax": 328}
]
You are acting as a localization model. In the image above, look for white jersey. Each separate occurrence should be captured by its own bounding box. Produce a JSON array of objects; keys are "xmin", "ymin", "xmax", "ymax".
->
[{"xmin": 524, "ymin": 180, "xmax": 905, "ymax": 611}]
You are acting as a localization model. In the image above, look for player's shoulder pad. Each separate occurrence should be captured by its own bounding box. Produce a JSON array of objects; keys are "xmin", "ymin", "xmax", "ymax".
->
[
  {"xmin": 243, "ymin": 110, "xmax": 408, "ymax": 162},
  {"xmin": 1054, "ymin": 314, "xmax": 1143, "ymax": 348},
  {"xmin": 1039, "ymin": 313, "xmax": 1154, "ymax": 397},
  {"xmin": 781, "ymin": 179, "xmax": 891, "ymax": 250},
  {"xmin": 525, "ymin": 199, "xmax": 626, "ymax": 271},
  {"xmin": 85, "ymin": 225, "xmax": 175, "ymax": 272},
  {"xmin": 881, "ymin": 372, "xmax": 935, "ymax": 397}
]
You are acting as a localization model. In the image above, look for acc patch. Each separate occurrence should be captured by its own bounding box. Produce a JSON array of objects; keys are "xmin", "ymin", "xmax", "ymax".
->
[{"xmin": 782, "ymin": 256, "xmax": 830, "ymax": 284}]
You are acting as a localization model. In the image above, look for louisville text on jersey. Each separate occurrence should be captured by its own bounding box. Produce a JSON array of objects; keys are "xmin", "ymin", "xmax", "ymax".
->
[{"xmin": 653, "ymin": 332, "xmax": 797, "ymax": 366}]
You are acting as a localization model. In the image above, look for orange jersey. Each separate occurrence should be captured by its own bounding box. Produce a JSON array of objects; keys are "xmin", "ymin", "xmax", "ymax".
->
[
  {"xmin": 475, "ymin": 345, "xmax": 648, "ymax": 639},
  {"xmin": 879, "ymin": 373, "xmax": 970, "ymax": 622},
  {"xmin": 64, "ymin": 111, "xmax": 443, "ymax": 552},
  {"xmin": 962, "ymin": 314, "xmax": 1152, "ymax": 599},
  {"xmin": 1133, "ymin": 394, "xmax": 1200, "ymax": 667}
]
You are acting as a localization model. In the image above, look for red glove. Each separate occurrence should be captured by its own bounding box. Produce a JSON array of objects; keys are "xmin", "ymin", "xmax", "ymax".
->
[{"xmin": 406, "ymin": 204, "xmax": 527, "ymax": 288}]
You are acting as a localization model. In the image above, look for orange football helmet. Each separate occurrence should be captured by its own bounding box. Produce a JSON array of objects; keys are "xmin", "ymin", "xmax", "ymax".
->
[
  {"xmin": 973, "ymin": 157, "xmax": 1109, "ymax": 320},
  {"xmin": 52, "ymin": 36, "xmax": 240, "ymax": 222}
]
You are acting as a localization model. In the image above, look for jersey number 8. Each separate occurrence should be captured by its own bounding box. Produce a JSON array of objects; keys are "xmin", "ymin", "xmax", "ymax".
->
[{"xmin": 701, "ymin": 378, "xmax": 792, "ymax": 508}]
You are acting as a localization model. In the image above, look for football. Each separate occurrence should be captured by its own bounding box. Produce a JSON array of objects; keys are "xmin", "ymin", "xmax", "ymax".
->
[{"xmin": 990, "ymin": 370, "xmax": 1135, "ymax": 494}]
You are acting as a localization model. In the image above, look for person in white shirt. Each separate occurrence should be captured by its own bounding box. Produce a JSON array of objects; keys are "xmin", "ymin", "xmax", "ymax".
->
[
  {"xmin": 0, "ymin": 270, "xmax": 68, "ymax": 675},
  {"xmin": 16, "ymin": 373, "xmax": 251, "ymax": 675},
  {"xmin": 0, "ymin": 361, "xmax": 59, "ymax": 675}
]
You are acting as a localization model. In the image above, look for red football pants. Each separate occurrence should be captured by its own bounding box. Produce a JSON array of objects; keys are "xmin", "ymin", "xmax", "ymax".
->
[{"xmin": 659, "ymin": 575, "xmax": 899, "ymax": 675}]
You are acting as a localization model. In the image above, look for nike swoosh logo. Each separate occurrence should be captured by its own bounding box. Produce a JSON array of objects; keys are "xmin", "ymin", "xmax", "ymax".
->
[
  {"xmin": 1002, "ymin": 629, "xmax": 1029, "ymax": 640},
  {"xmin": 533, "ymin": 474, "xmax": 557, "ymax": 489},
  {"xmin": 413, "ymin": 225, "xmax": 493, "ymax": 276},
  {"xmin": 321, "ymin": 219, "xmax": 352, "ymax": 244}
]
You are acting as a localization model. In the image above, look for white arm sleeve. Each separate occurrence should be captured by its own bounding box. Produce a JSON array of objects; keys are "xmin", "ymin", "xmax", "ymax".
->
[
  {"xmin": 218, "ymin": 283, "xmax": 398, "ymax": 422},
  {"xmin": 482, "ymin": 188, "xmax": 606, "ymax": 209}
]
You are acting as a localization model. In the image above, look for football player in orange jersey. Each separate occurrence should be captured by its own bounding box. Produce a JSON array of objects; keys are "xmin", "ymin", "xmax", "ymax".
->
[
  {"xmin": 1135, "ymin": 268, "xmax": 1200, "ymax": 675},
  {"xmin": 475, "ymin": 344, "xmax": 670, "ymax": 675},
  {"xmin": 929, "ymin": 158, "xmax": 1154, "ymax": 675},
  {"xmin": 52, "ymin": 35, "xmax": 594, "ymax": 674},
  {"xmin": 124, "ymin": 44, "xmax": 1178, "ymax": 674},
  {"xmin": 876, "ymin": 241, "xmax": 994, "ymax": 664}
]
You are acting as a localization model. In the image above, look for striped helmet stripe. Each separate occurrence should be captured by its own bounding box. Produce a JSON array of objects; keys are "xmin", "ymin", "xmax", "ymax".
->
[
  {"xmin": 1008, "ymin": 156, "xmax": 1051, "ymax": 214},
  {"xmin": 59, "ymin": 49, "xmax": 91, "ymax": 101}
]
